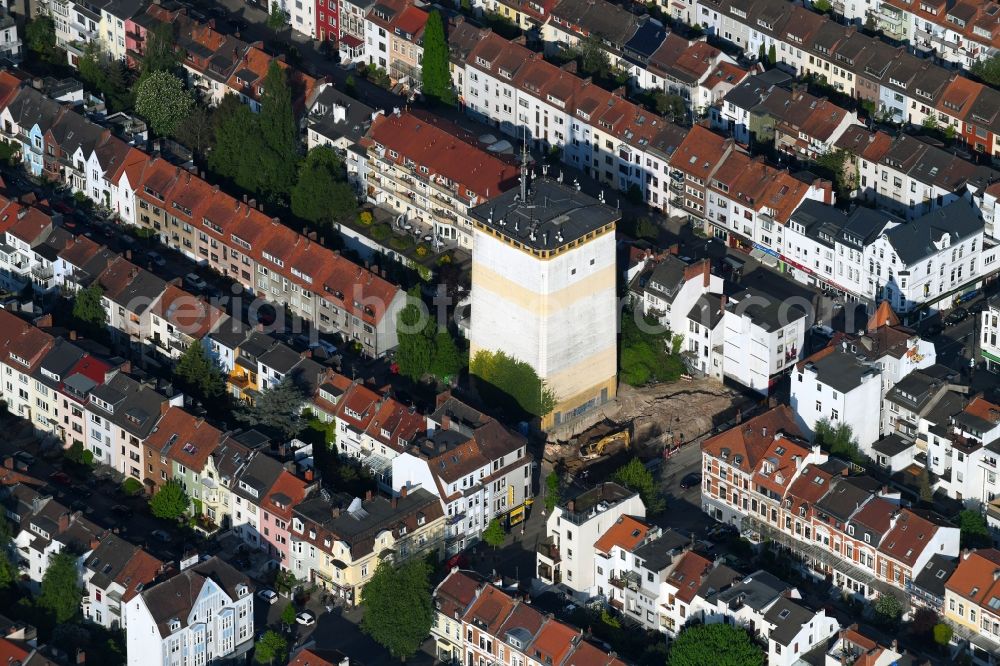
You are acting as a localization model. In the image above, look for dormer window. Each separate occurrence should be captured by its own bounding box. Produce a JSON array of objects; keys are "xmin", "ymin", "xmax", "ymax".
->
[{"xmin": 236, "ymin": 584, "xmax": 248, "ymax": 597}]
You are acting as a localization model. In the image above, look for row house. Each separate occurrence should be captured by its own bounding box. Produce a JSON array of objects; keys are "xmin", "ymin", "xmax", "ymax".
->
[
  {"xmin": 0, "ymin": 196, "xmax": 62, "ymax": 293},
  {"xmin": 944, "ymin": 548, "xmax": 1000, "ymax": 664},
  {"xmin": 4, "ymin": 483, "xmax": 105, "ymax": 589},
  {"xmin": 123, "ymin": 557, "xmax": 255, "ymax": 666},
  {"xmin": 304, "ymin": 82, "xmax": 376, "ymax": 182},
  {"xmin": 692, "ymin": 0, "xmax": 1000, "ymax": 159},
  {"xmin": 392, "ymin": 393, "xmax": 532, "ymax": 553},
  {"xmin": 635, "ymin": 33, "xmax": 752, "ymax": 116},
  {"xmin": 138, "ymin": 5, "xmax": 319, "ymax": 113},
  {"xmin": 334, "ymin": 380, "xmax": 423, "ymax": 483},
  {"xmin": 122, "ymin": 155, "xmax": 405, "ymax": 357},
  {"xmin": 87, "ymin": 370, "xmax": 182, "ymax": 477},
  {"xmin": 230, "ymin": 452, "xmax": 287, "ymax": 557},
  {"xmin": 480, "ymin": 0, "xmax": 559, "ymax": 31},
  {"xmin": 337, "ymin": 0, "xmax": 372, "ymax": 61},
  {"xmin": 541, "ymin": 0, "xmax": 649, "ymax": 70},
  {"xmin": 431, "ymin": 568, "xmax": 484, "ymax": 664},
  {"xmin": 921, "ymin": 394, "xmax": 1000, "ymax": 508},
  {"xmin": 82, "ymin": 532, "xmax": 165, "ymax": 630},
  {"xmin": 835, "ymin": 126, "xmax": 1000, "ymax": 221},
  {"xmin": 460, "ymin": 32, "xmax": 689, "ymax": 213},
  {"xmin": 882, "ymin": 363, "xmax": 961, "ymax": 443},
  {"xmin": 94, "ymin": 256, "xmax": 167, "ymax": 354},
  {"xmin": 536, "ymin": 482, "xmax": 645, "ymax": 593},
  {"xmin": 790, "ymin": 342, "xmax": 883, "ymax": 454},
  {"xmin": 288, "ymin": 487, "xmax": 445, "ymax": 603},
  {"xmin": 363, "ymin": 0, "xmax": 427, "ymax": 87},
  {"xmin": 257, "ymin": 463, "xmax": 314, "ymax": 567},
  {"xmin": 364, "ymin": 110, "xmax": 519, "ymax": 250},
  {"xmin": 55, "ymin": 233, "xmax": 117, "ymax": 293},
  {"xmin": 637, "ymin": 256, "xmax": 723, "ymax": 348},
  {"xmin": 875, "ymin": 0, "xmax": 1000, "ymax": 69},
  {"xmin": 0, "ymin": 308, "xmax": 56, "ymax": 432},
  {"xmin": 713, "ymin": 71, "xmax": 858, "ymax": 158},
  {"xmin": 981, "ymin": 295, "xmax": 1000, "ymax": 371},
  {"xmin": 200, "ymin": 434, "xmax": 256, "ymax": 532},
  {"xmin": 445, "ymin": 573, "xmax": 627, "ymax": 666},
  {"xmin": 143, "ymin": 406, "xmax": 225, "ymax": 499},
  {"xmin": 702, "ymin": 407, "xmax": 961, "ymax": 600},
  {"xmin": 148, "ymin": 285, "xmax": 228, "ymax": 361}
]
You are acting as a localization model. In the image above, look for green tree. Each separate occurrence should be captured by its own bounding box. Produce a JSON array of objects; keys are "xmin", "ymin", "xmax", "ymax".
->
[
  {"xmin": 65, "ymin": 441, "xmax": 94, "ymax": 467},
  {"xmin": 579, "ymin": 34, "xmax": 611, "ymax": 77},
  {"xmin": 38, "ymin": 552, "xmax": 82, "ymax": 624},
  {"xmin": 291, "ymin": 146, "xmax": 357, "ymax": 225},
  {"xmin": 768, "ymin": 44, "xmax": 777, "ymax": 65},
  {"xmin": 254, "ymin": 630, "xmax": 288, "ymax": 664},
  {"xmin": 174, "ymin": 106, "xmax": 215, "ymax": 157},
  {"xmin": 280, "ymin": 602, "xmax": 297, "ymax": 628},
  {"xmin": 958, "ymin": 509, "xmax": 993, "ymax": 548},
  {"xmin": 971, "ymin": 53, "xmax": 1000, "ymax": 87},
  {"xmin": 430, "ymin": 329, "xmax": 462, "ymax": 381},
  {"xmin": 272, "ymin": 569, "xmax": 298, "ymax": 596},
  {"xmin": 395, "ymin": 290, "xmax": 434, "ymax": 381},
  {"xmin": 922, "ymin": 115, "xmax": 941, "ymax": 131},
  {"xmin": 141, "ymin": 22, "xmax": 180, "ymax": 76},
  {"xmin": 653, "ymin": 92, "xmax": 686, "ymax": 119},
  {"xmin": 813, "ymin": 418, "xmax": 865, "ymax": 465},
  {"xmin": 258, "ymin": 61, "xmax": 300, "ymax": 199},
  {"xmin": 667, "ymin": 623, "xmax": 764, "ymax": 666},
  {"xmin": 361, "ymin": 560, "xmax": 433, "ymax": 660},
  {"xmin": 236, "ymin": 376, "xmax": 307, "ymax": 439},
  {"xmin": 933, "ymin": 622, "xmax": 953, "ymax": 648},
  {"xmin": 77, "ymin": 42, "xmax": 132, "ymax": 112},
  {"xmin": 174, "ymin": 342, "xmax": 225, "ymax": 403},
  {"xmin": 26, "ymin": 16, "xmax": 60, "ymax": 65},
  {"xmin": 72, "ymin": 284, "xmax": 108, "ymax": 336},
  {"xmin": 135, "ymin": 71, "xmax": 194, "ymax": 137},
  {"xmin": 470, "ymin": 349, "xmax": 557, "ymax": 419},
  {"xmin": 619, "ymin": 307, "xmax": 685, "ymax": 386},
  {"xmin": 613, "ymin": 458, "xmax": 665, "ymax": 514},
  {"xmin": 482, "ymin": 518, "xmax": 506, "ymax": 548},
  {"xmin": 421, "ymin": 11, "xmax": 455, "ymax": 105},
  {"xmin": 266, "ymin": 4, "xmax": 290, "ymax": 30},
  {"xmin": 545, "ymin": 471, "xmax": 561, "ymax": 512},
  {"xmin": 873, "ymin": 593, "xmax": 903, "ymax": 627},
  {"xmin": 209, "ymin": 94, "xmax": 263, "ymax": 191},
  {"xmin": 149, "ymin": 480, "xmax": 191, "ymax": 520},
  {"xmin": 814, "ymin": 0, "xmax": 832, "ymax": 12},
  {"xmin": 815, "ymin": 149, "xmax": 857, "ymax": 200},
  {"xmin": 0, "ymin": 519, "xmax": 15, "ymax": 590},
  {"xmin": 918, "ymin": 467, "xmax": 934, "ymax": 503}
]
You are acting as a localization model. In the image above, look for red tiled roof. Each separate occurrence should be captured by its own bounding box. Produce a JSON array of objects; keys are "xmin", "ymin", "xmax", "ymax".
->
[
  {"xmin": 945, "ymin": 548, "xmax": 1000, "ymax": 607},
  {"xmin": 667, "ymin": 550, "xmax": 712, "ymax": 603},
  {"xmin": 367, "ymin": 111, "xmax": 519, "ymax": 203},
  {"xmin": 263, "ymin": 469, "xmax": 309, "ymax": 521},
  {"xmin": 702, "ymin": 405, "xmax": 805, "ymax": 473},
  {"xmin": 0, "ymin": 309, "xmax": 54, "ymax": 373},
  {"xmin": 879, "ymin": 509, "xmax": 950, "ymax": 567},
  {"xmin": 152, "ymin": 285, "xmax": 226, "ymax": 339},
  {"xmin": 0, "ymin": 638, "xmax": 28, "ymax": 665},
  {"xmin": 148, "ymin": 407, "xmax": 224, "ymax": 473},
  {"xmin": 593, "ymin": 515, "xmax": 650, "ymax": 554}
]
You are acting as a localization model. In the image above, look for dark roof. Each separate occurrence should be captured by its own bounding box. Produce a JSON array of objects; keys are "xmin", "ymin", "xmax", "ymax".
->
[
  {"xmin": 137, "ymin": 557, "xmax": 251, "ymax": 637},
  {"xmin": 726, "ymin": 270, "xmax": 811, "ymax": 332},
  {"xmin": 885, "ymin": 199, "xmax": 983, "ymax": 265},
  {"xmin": 687, "ymin": 293, "xmax": 724, "ymax": 329},
  {"xmin": 645, "ymin": 255, "xmax": 688, "ymax": 300},
  {"xmin": 308, "ymin": 84, "xmax": 376, "ymax": 145},
  {"xmin": 716, "ymin": 569, "xmax": 789, "ymax": 611},
  {"xmin": 632, "ymin": 528, "xmax": 689, "ymax": 572},
  {"xmin": 814, "ymin": 476, "xmax": 877, "ymax": 522},
  {"xmin": 258, "ymin": 343, "xmax": 304, "ymax": 375},
  {"xmin": 764, "ymin": 597, "xmax": 817, "ymax": 646},
  {"xmin": 800, "ymin": 346, "xmax": 879, "ymax": 393},
  {"xmin": 469, "ymin": 178, "xmax": 620, "ymax": 252},
  {"xmin": 872, "ymin": 434, "xmax": 912, "ymax": 457},
  {"xmin": 913, "ymin": 554, "xmax": 957, "ymax": 599}
]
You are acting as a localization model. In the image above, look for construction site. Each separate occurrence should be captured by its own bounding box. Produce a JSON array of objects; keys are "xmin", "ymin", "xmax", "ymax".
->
[{"xmin": 544, "ymin": 377, "xmax": 763, "ymax": 482}]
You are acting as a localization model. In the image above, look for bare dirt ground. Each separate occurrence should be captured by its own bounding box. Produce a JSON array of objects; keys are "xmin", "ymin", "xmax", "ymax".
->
[{"xmin": 545, "ymin": 378, "xmax": 759, "ymax": 472}]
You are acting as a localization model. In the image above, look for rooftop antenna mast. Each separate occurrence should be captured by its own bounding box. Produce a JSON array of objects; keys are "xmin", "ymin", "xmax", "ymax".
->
[{"xmin": 520, "ymin": 132, "xmax": 529, "ymax": 202}]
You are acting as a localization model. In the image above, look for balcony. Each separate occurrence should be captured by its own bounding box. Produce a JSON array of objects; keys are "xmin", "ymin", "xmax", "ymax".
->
[
  {"xmin": 609, "ymin": 571, "xmax": 641, "ymax": 591},
  {"xmin": 31, "ymin": 265, "xmax": 54, "ymax": 281}
]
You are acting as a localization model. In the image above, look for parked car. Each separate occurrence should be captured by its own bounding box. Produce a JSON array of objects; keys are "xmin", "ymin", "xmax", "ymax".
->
[
  {"xmin": 296, "ymin": 610, "xmax": 316, "ymax": 626},
  {"xmin": 151, "ymin": 529, "xmax": 171, "ymax": 542},
  {"xmin": 257, "ymin": 589, "xmax": 278, "ymax": 605},
  {"xmin": 183, "ymin": 273, "xmax": 208, "ymax": 291},
  {"xmin": 680, "ymin": 472, "xmax": 702, "ymax": 489},
  {"xmin": 146, "ymin": 251, "xmax": 166, "ymax": 268},
  {"xmin": 945, "ymin": 307, "xmax": 968, "ymax": 326}
]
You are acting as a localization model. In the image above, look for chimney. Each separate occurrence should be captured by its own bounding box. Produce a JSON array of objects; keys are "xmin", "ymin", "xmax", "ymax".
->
[
  {"xmin": 993, "ymin": 568, "xmax": 1000, "ymax": 582},
  {"xmin": 735, "ymin": 408, "xmax": 742, "ymax": 424},
  {"xmin": 304, "ymin": 469, "xmax": 314, "ymax": 482},
  {"xmin": 119, "ymin": 360, "xmax": 131, "ymax": 374},
  {"xmin": 57, "ymin": 512, "xmax": 70, "ymax": 532},
  {"xmin": 703, "ymin": 260, "xmax": 710, "ymax": 288},
  {"xmin": 719, "ymin": 294, "xmax": 727, "ymax": 313},
  {"xmin": 669, "ymin": 243, "xmax": 680, "ymax": 255},
  {"xmin": 301, "ymin": 349, "xmax": 312, "ymax": 359},
  {"xmin": 400, "ymin": 485, "xmax": 408, "ymax": 497},
  {"xmin": 331, "ymin": 506, "xmax": 341, "ymax": 518},
  {"xmin": 69, "ymin": 330, "xmax": 77, "ymax": 341},
  {"xmin": 76, "ymin": 649, "xmax": 86, "ymax": 665},
  {"xmin": 567, "ymin": 500, "xmax": 575, "ymax": 512},
  {"xmin": 365, "ymin": 490, "xmax": 373, "ymax": 501},
  {"xmin": 391, "ymin": 496, "xmax": 398, "ymax": 509},
  {"xmin": 34, "ymin": 313, "xmax": 53, "ymax": 328},
  {"xmin": 3, "ymin": 456, "xmax": 13, "ymax": 470},
  {"xmin": 90, "ymin": 537, "xmax": 100, "ymax": 550},
  {"xmin": 962, "ymin": 548, "xmax": 971, "ymax": 560}
]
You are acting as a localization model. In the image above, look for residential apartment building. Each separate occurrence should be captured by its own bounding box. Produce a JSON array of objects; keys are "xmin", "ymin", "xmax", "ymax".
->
[
  {"xmin": 874, "ymin": 0, "xmax": 1000, "ymax": 68},
  {"xmin": 702, "ymin": 407, "xmax": 961, "ymax": 601},
  {"xmin": 440, "ymin": 572, "xmax": 628, "ymax": 666},
  {"xmin": 637, "ymin": 256, "xmax": 723, "ymax": 345},
  {"xmin": 364, "ymin": 111, "xmax": 519, "ymax": 250},
  {"xmin": 391, "ymin": 394, "xmax": 531, "ymax": 551},
  {"xmin": 982, "ymin": 295, "xmax": 1000, "ymax": 371},
  {"xmin": 944, "ymin": 548, "xmax": 1000, "ymax": 664},
  {"xmin": 82, "ymin": 532, "xmax": 164, "ymax": 630},
  {"xmin": 537, "ymin": 482, "xmax": 646, "ymax": 595},
  {"xmin": 288, "ymin": 488, "xmax": 445, "ymax": 604},
  {"xmin": 124, "ymin": 557, "xmax": 255, "ymax": 666},
  {"xmin": 363, "ymin": 0, "xmax": 426, "ymax": 86}
]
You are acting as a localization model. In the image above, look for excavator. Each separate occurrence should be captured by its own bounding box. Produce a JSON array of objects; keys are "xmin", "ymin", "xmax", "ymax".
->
[{"xmin": 579, "ymin": 423, "xmax": 631, "ymax": 459}]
